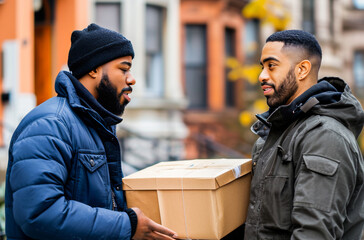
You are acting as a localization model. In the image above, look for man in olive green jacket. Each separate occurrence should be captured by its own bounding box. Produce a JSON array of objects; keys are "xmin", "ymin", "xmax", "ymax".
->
[{"xmin": 245, "ymin": 30, "xmax": 364, "ymax": 239}]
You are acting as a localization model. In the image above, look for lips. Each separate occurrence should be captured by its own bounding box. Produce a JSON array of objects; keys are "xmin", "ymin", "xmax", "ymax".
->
[
  {"xmin": 123, "ymin": 93, "xmax": 131, "ymax": 102},
  {"xmin": 262, "ymin": 87, "xmax": 273, "ymax": 94},
  {"xmin": 261, "ymin": 83, "xmax": 274, "ymax": 95},
  {"xmin": 121, "ymin": 87, "xmax": 133, "ymax": 102}
]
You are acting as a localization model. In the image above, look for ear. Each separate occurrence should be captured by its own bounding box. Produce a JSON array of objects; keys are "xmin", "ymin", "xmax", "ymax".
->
[
  {"xmin": 295, "ymin": 60, "xmax": 311, "ymax": 81},
  {"xmin": 88, "ymin": 67, "xmax": 100, "ymax": 79}
]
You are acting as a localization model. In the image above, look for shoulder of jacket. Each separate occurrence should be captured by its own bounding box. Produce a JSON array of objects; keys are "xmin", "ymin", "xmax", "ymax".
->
[
  {"xmin": 37, "ymin": 97, "xmax": 74, "ymax": 126},
  {"xmin": 303, "ymin": 114, "xmax": 351, "ymax": 135},
  {"xmin": 294, "ymin": 114, "xmax": 359, "ymax": 153},
  {"xmin": 12, "ymin": 97, "xmax": 75, "ymax": 142},
  {"xmin": 282, "ymin": 115, "xmax": 346, "ymax": 151},
  {"xmin": 296, "ymin": 114, "xmax": 345, "ymax": 133}
]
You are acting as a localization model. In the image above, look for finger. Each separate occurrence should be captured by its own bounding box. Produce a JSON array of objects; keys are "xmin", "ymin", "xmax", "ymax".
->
[
  {"xmin": 144, "ymin": 231, "xmax": 168, "ymax": 240},
  {"xmin": 153, "ymin": 231, "xmax": 176, "ymax": 240},
  {"xmin": 150, "ymin": 221, "xmax": 178, "ymax": 238}
]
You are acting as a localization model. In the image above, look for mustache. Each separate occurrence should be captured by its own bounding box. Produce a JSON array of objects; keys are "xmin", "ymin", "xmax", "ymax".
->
[
  {"xmin": 261, "ymin": 82, "xmax": 275, "ymax": 90},
  {"xmin": 261, "ymin": 82, "xmax": 274, "ymax": 87},
  {"xmin": 122, "ymin": 86, "xmax": 133, "ymax": 93}
]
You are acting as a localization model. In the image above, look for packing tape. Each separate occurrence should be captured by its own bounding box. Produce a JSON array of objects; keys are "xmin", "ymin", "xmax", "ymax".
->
[
  {"xmin": 180, "ymin": 176, "xmax": 191, "ymax": 240},
  {"xmin": 233, "ymin": 166, "xmax": 241, "ymax": 179},
  {"xmin": 180, "ymin": 161, "xmax": 195, "ymax": 239}
]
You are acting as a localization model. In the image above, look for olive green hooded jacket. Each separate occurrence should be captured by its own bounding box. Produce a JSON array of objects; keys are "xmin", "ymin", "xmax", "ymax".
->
[{"xmin": 245, "ymin": 77, "xmax": 364, "ymax": 240}]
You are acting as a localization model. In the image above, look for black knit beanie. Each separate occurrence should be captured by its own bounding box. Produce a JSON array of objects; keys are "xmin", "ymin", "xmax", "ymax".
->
[{"xmin": 68, "ymin": 23, "xmax": 134, "ymax": 79}]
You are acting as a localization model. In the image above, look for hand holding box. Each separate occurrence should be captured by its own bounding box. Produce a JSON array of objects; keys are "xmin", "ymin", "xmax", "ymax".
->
[{"xmin": 123, "ymin": 159, "xmax": 252, "ymax": 240}]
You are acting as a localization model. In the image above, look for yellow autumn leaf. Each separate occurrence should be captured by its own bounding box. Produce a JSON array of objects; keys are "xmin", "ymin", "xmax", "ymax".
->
[
  {"xmin": 226, "ymin": 63, "xmax": 261, "ymax": 83},
  {"xmin": 239, "ymin": 111, "xmax": 254, "ymax": 127},
  {"xmin": 243, "ymin": 0, "xmax": 267, "ymax": 19},
  {"xmin": 226, "ymin": 57, "xmax": 241, "ymax": 69},
  {"xmin": 243, "ymin": 0, "xmax": 290, "ymax": 31},
  {"xmin": 242, "ymin": 65, "xmax": 262, "ymax": 84},
  {"xmin": 228, "ymin": 70, "xmax": 240, "ymax": 81}
]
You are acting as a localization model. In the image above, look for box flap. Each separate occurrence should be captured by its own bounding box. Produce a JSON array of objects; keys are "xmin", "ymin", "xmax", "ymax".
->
[
  {"xmin": 215, "ymin": 159, "xmax": 252, "ymax": 187},
  {"xmin": 123, "ymin": 159, "xmax": 252, "ymax": 190}
]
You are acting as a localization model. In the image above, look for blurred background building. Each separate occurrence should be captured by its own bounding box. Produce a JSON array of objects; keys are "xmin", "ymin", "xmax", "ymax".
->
[
  {"xmin": 0, "ymin": 0, "xmax": 363, "ymax": 176},
  {"xmin": 0, "ymin": 0, "xmax": 364, "ymax": 237}
]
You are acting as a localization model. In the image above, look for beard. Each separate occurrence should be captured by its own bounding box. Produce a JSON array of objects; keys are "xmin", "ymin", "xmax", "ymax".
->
[
  {"xmin": 264, "ymin": 67, "xmax": 298, "ymax": 108},
  {"xmin": 96, "ymin": 73, "xmax": 131, "ymax": 116}
]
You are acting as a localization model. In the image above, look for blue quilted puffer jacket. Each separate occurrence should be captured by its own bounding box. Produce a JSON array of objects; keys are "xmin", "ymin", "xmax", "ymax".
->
[{"xmin": 5, "ymin": 71, "xmax": 132, "ymax": 240}]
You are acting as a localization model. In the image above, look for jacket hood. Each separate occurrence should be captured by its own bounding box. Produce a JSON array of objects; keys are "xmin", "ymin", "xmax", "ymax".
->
[
  {"xmin": 55, "ymin": 71, "xmax": 85, "ymax": 108},
  {"xmin": 253, "ymin": 77, "xmax": 364, "ymax": 138},
  {"xmin": 312, "ymin": 77, "xmax": 364, "ymax": 138}
]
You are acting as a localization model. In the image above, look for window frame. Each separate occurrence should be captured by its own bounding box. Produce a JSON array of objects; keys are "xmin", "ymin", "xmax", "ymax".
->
[
  {"xmin": 353, "ymin": 49, "xmax": 364, "ymax": 99},
  {"xmin": 302, "ymin": 0, "xmax": 316, "ymax": 34},
  {"xmin": 91, "ymin": 0, "xmax": 183, "ymax": 103},
  {"xmin": 93, "ymin": 0, "xmax": 124, "ymax": 33},
  {"xmin": 144, "ymin": 3, "xmax": 167, "ymax": 98},
  {"xmin": 225, "ymin": 27, "xmax": 236, "ymax": 108},
  {"xmin": 353, "ymin": 0, "xmax": 364, "ymax": 9},
  {"xmin": 184, "ymin": 24, "xmax": 208, "ymax": 109}
]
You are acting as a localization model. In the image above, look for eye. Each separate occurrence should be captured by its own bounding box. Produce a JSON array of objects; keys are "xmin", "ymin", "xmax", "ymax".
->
[{"xmin": 268, "ymin": 63, "xmax": 275, "ymax": 69}]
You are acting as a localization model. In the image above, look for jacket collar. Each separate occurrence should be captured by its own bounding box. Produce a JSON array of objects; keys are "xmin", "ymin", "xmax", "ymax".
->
[
  {"xmin": 252, "ymin": 79, "xmax": 342, "ymax": 137},
  {"xmin": 55, "ymin": 71, "xmax": 122, "ymax": 126}
]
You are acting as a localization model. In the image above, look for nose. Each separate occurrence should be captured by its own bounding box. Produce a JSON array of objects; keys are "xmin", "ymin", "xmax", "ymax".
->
[
  {"xmin": 126, "ymin": 72, "xmax": 136, "ymax": 86},
  {"xmin": 259, "ymin": 68, "xmax": 269, "ymax": 83}
]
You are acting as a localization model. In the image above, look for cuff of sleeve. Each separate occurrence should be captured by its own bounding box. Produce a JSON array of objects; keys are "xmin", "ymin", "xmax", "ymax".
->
[{"xmin": 125, "ymin": 208, "xmax": 138, "ymax": 238}]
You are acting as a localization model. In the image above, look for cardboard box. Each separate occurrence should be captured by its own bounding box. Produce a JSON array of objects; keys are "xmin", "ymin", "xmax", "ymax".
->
[{"xmin": 123, "ymin": 159, "xmax": 252, "ymax": 240}]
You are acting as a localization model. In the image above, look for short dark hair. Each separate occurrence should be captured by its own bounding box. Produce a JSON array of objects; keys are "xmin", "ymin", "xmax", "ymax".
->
[{"xmin": 266, "ymin": 30, "xmax": 322, "ymax": 61}]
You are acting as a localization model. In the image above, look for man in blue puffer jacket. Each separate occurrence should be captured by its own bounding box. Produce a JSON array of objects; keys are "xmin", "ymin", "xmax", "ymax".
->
[{"xmin": 5, "ymin": 23, "xmax": 178, "ymax": 240}]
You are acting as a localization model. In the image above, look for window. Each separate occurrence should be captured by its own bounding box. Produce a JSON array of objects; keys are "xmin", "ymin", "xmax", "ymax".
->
[
  {"xmin": 145, "ymin": 4, "xmax": 165, "ymax": 97},
  {"xmin": 243, "ymin": 19, "xmax": 261, "ymax": 94},
  {"xmin": 244, "ymin": 19, "xmax": 260, "ymax": 64},
  {"xmin": 95, "ymin": 2, "xmax": 122, "ymax": 33},
  {"xmin": 353, "ymin": 50, "xmax": 364, "ymax": 98},
  {"xmin": 302, "ymin": 0, "xmax": 315, "ymax": 34},
  {"xmin": 184, "ymin": 25, "xmax": 207, "ymax": 109},
  {"xmin": 353, "ymin": 0, "xmax": 364, "ymax": 9},
  {"xmin": 225, "ymin": 28, "xmax": 236, "ymax": 108}
]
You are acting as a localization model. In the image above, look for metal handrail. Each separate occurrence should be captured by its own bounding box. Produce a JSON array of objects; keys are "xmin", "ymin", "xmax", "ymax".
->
[
  {"xmin": 192, "ymin": 133, "xmax": 248, "ymax": 159},
  {"xmin": 117, "ymin": 125, "xmax": 249, "ymax": 172}
]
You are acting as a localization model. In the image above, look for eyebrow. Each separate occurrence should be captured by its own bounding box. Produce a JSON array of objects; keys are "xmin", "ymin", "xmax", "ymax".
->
[
  {"xmin": 120, "ymin": 61, "xmax": 132, "ymax": 67},
  {"xmin": 260, "ymin": 57, "xmax": 280, "ymax": 65}
]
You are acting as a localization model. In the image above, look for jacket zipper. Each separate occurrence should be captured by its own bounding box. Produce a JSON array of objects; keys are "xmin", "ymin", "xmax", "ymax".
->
[{"xmin": 111, "ymin": 190, "xmax": 117, "ymax": 210}]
